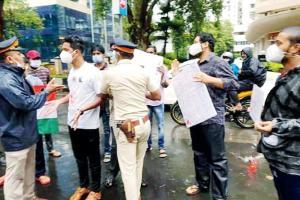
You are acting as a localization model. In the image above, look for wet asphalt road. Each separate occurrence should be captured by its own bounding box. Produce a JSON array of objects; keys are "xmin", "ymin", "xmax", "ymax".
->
[{"xmin": 0, "ymin": 104, "xmax": 277, "ymax": 200}]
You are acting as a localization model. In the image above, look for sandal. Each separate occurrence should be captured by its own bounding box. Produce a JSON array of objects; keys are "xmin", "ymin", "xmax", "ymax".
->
[
  {"xmin": 159, "ymin": 149, "xmax": 167, "ymax": 158},
  {"xmin": 49, "ymin": 150, "xmax": 62, "ymax": 157},
  {"xmin": 186, "ymin": 185, "xmax": 200, "ymax": 196},
  {"xmin": 36, "ymin": 175, "xmax": 51, "ymax": 185}
]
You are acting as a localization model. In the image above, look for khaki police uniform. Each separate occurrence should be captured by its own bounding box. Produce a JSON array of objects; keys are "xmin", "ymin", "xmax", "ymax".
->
[{"xmin": 101, "ymin": 55, "xmax": 159, "ymax": 200}]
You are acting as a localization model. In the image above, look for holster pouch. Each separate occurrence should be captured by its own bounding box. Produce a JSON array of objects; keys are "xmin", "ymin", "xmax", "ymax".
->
[{"xmin": 120, "ymin": 119, "xmax": 135, "ymax": 143}]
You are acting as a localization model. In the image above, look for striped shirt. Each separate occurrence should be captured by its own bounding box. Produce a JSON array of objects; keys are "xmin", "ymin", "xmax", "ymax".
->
[{"xmin": 28, "ymin": 66, "xmax": 50, "ymax": 84}]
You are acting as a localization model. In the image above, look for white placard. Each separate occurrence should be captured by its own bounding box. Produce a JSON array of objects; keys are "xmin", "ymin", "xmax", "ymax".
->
[{"xmin": 172, "ymin": 60, "xmax": 217, "ymax": 127}]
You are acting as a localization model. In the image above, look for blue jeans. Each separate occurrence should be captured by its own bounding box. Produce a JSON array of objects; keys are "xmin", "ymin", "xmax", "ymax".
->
[
  {"xmin": 100, "ymin": 100, "xmax": 111, "ymax": 154},
  {"xmin": 270, "ymin": 165, "xmax": 300, "ymax": 200},
  {"xmin": 147, "ymin": 104, "xmax": 165, "ymax": 150}
]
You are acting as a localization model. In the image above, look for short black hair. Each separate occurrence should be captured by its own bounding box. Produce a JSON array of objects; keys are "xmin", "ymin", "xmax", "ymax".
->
[
  {"xmin": 197, "ymin": 32, "xmax": 215, "ymax": 52},
  {"xmin": 147, "ymin": 45, "xmax": 157, "ymax": 53},
  {"xmin": 63, "ymin": 35, "xmax": 85, "ymax": 53},
  {"xmin": 282, "ymin": 26, "xmax": 300, "ymax": 45},
  {"xmin": 118, "ymin": 51, "xmax": 134, "ymax": 59},
  {"xmin": 91, "ymin": 44, "xmax": 105, "ymax": 54}
]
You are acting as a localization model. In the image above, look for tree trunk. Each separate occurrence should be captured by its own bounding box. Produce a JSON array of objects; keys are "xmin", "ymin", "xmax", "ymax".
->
[{"xmin": 0, "ymin": 0, "xmax": 4, "ymax": 40}]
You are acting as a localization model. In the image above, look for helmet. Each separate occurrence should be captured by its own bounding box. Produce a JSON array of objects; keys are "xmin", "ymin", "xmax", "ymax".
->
[{"xmin": 222, "ymin": 52, "xmax": 233, "ymax": 59}]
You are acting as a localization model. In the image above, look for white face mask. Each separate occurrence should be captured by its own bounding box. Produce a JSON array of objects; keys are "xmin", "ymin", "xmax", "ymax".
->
[
  {"xmin": 189, "ymin": 43, "xmax": 202, "ymax": 56},
  {"xmin": 60, "ymin": 50, "xmax": 73, "ymax": 64},
  {"xmin": 92, "ymin": 55, "xmax": 103, "ymax": 64},
  {"xmin": 30, "ymin": 60, "xmax": 41, "ymax": 69},
  {"xmin": 10, "ymin": 57, "xmax": 24, "ymax": 69},
  {"xmin": 266, "ymin": 44, "xmax": 285, "ymax": 63}
]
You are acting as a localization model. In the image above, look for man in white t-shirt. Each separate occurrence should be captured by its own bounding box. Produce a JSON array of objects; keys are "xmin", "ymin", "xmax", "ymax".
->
[
  {"xmin": 50, "ymin": 36, "xmax": 102, "ymax": 200},
  {"xmin": 71, "ymin": 38, "xmax": 161, "ymax": 200}
]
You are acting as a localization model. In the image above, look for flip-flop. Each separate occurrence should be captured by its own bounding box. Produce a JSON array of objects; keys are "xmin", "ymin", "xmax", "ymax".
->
[{"xmin": 186, "ymin": 185, "xmax": 200, "ymax": 196}]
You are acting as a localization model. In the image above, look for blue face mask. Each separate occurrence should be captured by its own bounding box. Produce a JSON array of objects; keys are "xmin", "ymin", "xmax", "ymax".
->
[{"xmin": 92, "ymin": 55, "xmax": 104, "ymax": 64}]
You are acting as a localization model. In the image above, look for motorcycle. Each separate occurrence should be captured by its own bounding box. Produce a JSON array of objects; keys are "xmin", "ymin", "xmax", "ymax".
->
[{"xmin": 170, "ymin": 90, "xmax": 254, "ymax": 128}]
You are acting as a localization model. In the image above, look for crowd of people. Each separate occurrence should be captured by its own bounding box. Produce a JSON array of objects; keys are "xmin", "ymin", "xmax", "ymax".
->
[{"xmin": 0, "ymin": 26, "xmax": 299, "ymax": 200}]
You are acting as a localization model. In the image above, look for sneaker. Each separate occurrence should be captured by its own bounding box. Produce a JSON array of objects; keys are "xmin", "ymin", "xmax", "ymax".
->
[
  {"xmin": 69, "ymin": 187, "xmax": 90, "ymax": 200},
  {"xmin": 146, "ymin": 147, "xmax": 153, "ymax": 152},
  {"xmin": 36, "ymin": 175, "xmax": 51, "ymax": 185},
  {"xmin": 103, "ymin": 153, "xmax": 111, "ymax": 163},
  {"xmin": 86, "ymin": 191, "xmax": 102, "ymax": 200},
  {"xmin": 159, "ymin": 149, "xmax": 167, "ymax": 158}
]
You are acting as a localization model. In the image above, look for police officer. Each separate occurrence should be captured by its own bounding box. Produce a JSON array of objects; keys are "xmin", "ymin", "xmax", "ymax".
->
[
  {"xmin": 0, "ymin": 36, "xmax": 63, "ymax": 200},
  {"xmin": 72, "ymin": 38, "xmax": 161, "ymax": 200}
]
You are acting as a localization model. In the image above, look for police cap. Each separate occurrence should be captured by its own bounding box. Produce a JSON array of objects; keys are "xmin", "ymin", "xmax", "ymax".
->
[
  {"xmin": 112, "ymin": 38, "xmax": 137, "ymax": 54},
  {"xmin": 0, "ymin": 36, "xmax": 25, "ymax": 54}
]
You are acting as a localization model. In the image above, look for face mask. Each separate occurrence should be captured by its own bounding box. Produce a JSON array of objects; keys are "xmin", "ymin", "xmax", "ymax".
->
[
  {"xmin": 92, "ymin": 55, "xmax": 103, "ymax": 64},
  {"xmin": 10, "ymin": 57, "xmax": 24, "ymax": 69},
  {"xmin": 223, "ymin": 58, "xmax": 230, "ymax": 63},
  {"xmin": 266, "ymin": 44, "xmax": 285, "ymax": 63},
  {"xmin": 30, "ymin": 60, "xmax": 41, "ymax": 69},
  {"xmin": 60, "ymin": 50, "xmax": 73, "ymax": 64},
  {"xmin": 189, "ymin": 43, "xmax": 202, "ymax": 56}
]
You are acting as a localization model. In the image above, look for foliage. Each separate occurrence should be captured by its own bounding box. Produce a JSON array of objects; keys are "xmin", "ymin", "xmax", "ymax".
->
[
  {"xmin": 3, "ymin": 0, "xmax": 44, "ymax": 39},
  {"xmin": 265, "ymin": 61, "xmax": 283, "ymax": 72},
  {"xmin": 94, "ymin": 0, "xmax": 111, "ymax": 19},
  {"xmin": 94, "ymin": 0, "xmax": 224, "ymax": 49},
  {"xmin": 202, "ymin": 20, "xmax": 234, "ymax": 56}
]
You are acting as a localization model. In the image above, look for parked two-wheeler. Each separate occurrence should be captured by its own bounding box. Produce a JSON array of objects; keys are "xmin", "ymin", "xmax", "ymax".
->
[{"xmin": 170, "ymin": 91, "xmax": 254, "ymax": 128}]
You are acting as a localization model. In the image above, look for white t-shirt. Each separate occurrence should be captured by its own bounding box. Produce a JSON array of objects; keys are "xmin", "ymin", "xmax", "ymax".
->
[
  {"xmin": 100, "ymin": 59, "xmax": 159, "ymax": 121},
  {"xmin": 67, "ymin": 62, "xmax": 102, "ymax": 129}
]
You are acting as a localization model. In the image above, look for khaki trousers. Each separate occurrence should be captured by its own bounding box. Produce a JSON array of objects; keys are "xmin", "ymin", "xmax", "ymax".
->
[
  {"xmin": 4, "ymin": 145, "xmax": 36, "ymax": 200},
  {"xmin": 115, "ymin": 120, "xmax": 150, "ymax": 200}
]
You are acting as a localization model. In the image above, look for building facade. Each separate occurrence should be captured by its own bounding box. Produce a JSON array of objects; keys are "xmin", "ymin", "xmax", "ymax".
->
[
  {"xmin": 25, "ymin": 0, "xmax": 121, "ymax": 60},
  {"xmin": 246, "ymin": 0, "xmax": 300, "ymax": 56},
  {"xmin": 221, "ymin": 0, "xmax": 256, "ymax": 53}
]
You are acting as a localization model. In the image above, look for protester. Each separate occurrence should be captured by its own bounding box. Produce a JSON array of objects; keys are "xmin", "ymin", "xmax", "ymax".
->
[
  {"xmin": 221, "ymin": 51, "xmax": 239, "ymax": 77},
  {"xmin": 91, "ymin": 44, "xmax": 112, "ymax": 163},
  {"xmin": 229, "ymin": 47, "xmax": 267, "ymax": 110},
  {"xmin": 145, "ymin": 45, "xmax": 169, "ymax": 158},
  {"xmin": 255, "ymin": 26, "xmax": 300, "ymax": 200},
  {"xmin": 0, "ymin": 36, "xmax": 63, "ymax": 200},
  {"xmin": 71, "ymin": 38, "xmax": 161, "ymax": 200},
  {"xmin": 26, "ymin": 50, "xmax": 62, "ymax": 158},
  {"xmin": 49, "ymin": 36, "xmax": 103, "ymax": 200},
  {"xmin": 172, "ymin": 32, "xmax": 238, "ymax": 200}
]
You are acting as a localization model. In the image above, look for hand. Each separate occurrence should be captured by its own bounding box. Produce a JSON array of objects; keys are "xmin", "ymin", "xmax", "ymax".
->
[
  {"xmin": 157, "ymin": 66, "xmax": 167, "ymax": 75},
  {"xmin": 171, "ymin": 59, "xmax": 181, "ymax": 75},
  {"xmin": 193, "ymin": 71, "xmax": 213, "ymax": 84},
  {"xmin": 70, "ymin": 109, "xmax": 83, "ymax": 131},
  {"xmin": 254, "ymin": 121, "xmax": 273, "ymax": 134},
  {"xmin": 46, "ymin": 79, "xmax": 64, "ymax": 93},
  {"xmin": 42, "ymin": 100, "xmax": 61, "ymax": 115}
]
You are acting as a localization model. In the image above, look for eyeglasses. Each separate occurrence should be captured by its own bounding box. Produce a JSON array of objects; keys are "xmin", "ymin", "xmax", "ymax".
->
[{"xmin": 147, "ymin": 51, "xmax": 154, "ymax": 54}]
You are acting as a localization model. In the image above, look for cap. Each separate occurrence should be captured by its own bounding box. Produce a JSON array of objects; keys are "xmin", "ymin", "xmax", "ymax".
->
[
  {"xmin": 0, "ymin": 36, "xmax": 25, "ymax": 54},
  {"xmin": 112, "ymin": 38, "xmax": 137, "ymax": 54},
  {"xmin": 26, "ymin": 50, "xmax": 41, "ymax": 59}
]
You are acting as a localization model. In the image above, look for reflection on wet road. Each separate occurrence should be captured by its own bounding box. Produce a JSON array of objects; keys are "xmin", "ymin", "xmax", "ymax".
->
[{"xmin": 0, "ymin": 105, "xmax": 277, "ymax": 200}]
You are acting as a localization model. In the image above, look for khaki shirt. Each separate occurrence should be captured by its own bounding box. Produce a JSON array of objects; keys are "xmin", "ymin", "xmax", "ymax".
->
[{"xmin": 100, "ymin": 59, "xmax": 159, "ymax": 121}]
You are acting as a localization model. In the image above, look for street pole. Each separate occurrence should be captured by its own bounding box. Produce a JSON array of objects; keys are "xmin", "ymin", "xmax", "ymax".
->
[{"xmin": 89, "ymin": 0, "xmax": 95, "ymax": 43}]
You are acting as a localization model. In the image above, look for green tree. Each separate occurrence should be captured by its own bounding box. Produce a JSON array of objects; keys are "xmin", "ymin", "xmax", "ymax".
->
[
  {"xmin": 0, "ymin": 1, "xmax": 4, "ymax": 39},
  {"xmin": 202, "ymin": 20, "xmax": 234, "ymax": 55},
  {"xmin": 3, "ymin": 0, "xmax": 44, "ymax": 39},
  {"xmin": 94, "ymin": 0, "xmax": 223, "ymax": 49}
]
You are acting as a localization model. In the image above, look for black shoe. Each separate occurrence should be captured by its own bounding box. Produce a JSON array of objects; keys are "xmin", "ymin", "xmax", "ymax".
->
[
  {"xmin": 141, "ymin": 179, "xmax": 148, "ymax": 187},
  {"xmin": 198, "ymin": 185, "xmax": 209, "ymax": 193}
]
